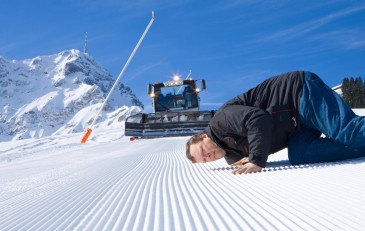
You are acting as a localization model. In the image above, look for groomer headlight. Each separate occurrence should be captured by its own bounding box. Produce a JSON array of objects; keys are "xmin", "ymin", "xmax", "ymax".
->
[{"xmin": 164, "ymin": 75, "xmax": 183, "ymax": 86}]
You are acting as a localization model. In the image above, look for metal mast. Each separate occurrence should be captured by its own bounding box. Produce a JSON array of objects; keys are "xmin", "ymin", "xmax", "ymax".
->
[
  {"xmin": 84, "ymin": 32, "xmax": 88, "ymax": 54},
  {"xmin": 81, "ymin": 11, "xmax": 156, "ymax": 143}
]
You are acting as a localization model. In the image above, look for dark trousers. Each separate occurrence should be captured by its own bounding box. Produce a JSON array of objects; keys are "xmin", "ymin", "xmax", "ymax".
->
[{"xmin": 288, "ymin": 72, "xmax": 365, "ymax": 165}]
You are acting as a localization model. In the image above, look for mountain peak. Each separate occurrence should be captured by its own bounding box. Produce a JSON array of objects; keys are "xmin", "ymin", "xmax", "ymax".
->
[{"xmin": 0, "ymin": 50, "xmax": 143, "ymax": 141}]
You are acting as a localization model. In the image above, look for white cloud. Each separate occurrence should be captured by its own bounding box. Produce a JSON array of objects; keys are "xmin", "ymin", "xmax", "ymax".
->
[{"xmin": 261, "ymin": 4, "xmax": 365, "ymax": 42}]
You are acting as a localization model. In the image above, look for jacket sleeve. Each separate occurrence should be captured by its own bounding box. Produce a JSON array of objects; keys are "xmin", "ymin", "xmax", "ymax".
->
[{"xmin": 220, "ymin": 105, "xmax": 274, "ymax": 167}]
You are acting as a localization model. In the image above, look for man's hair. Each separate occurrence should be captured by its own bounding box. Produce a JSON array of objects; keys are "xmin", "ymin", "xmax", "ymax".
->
[{"xmin": 186, "ymin": 132, "xmax": 204, "ymax": 163}]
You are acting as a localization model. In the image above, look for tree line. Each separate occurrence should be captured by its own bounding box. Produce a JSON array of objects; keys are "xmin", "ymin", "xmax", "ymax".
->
[{"xmin": 341, "ymin": 77, "xmax": 365, "ymax": 108}]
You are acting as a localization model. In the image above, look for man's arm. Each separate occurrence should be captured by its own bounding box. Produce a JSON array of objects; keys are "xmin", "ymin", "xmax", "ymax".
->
[{"xmin": 221, "ymin": 105, "xmax": 274, "ymax": 168}]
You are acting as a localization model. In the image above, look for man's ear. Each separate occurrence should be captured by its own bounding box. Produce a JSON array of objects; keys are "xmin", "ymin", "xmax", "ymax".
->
[{"xmin": 199, "ymin": 133, "xmax": 208, "ymax": 139}]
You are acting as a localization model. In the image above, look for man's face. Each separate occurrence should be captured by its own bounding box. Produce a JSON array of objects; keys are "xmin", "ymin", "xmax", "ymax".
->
[{"xmin": 189, "ymin": 134, "xmax": 226, "ymax": 163}]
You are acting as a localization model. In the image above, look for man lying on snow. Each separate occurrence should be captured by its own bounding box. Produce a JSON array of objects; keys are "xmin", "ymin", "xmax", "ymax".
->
[{"xmin": 185, "ymin": 71, "xmax": 365, "ymax": 174}]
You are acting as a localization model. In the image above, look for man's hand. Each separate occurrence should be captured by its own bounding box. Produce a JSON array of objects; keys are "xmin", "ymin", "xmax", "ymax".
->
[
  {"xmin": 230, "ymin": 157, "xmax": 250, "ymax": 166},
  {"xmin": 230, "ymin": 158, "xmax": 262, "ymax": 174}
]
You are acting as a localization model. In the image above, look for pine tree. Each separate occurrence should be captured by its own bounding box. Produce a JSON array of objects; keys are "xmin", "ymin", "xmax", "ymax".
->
[
  {"xmin": 353, "ymin": 77, "xmax": 361, "ymax": 108},
  {"xmin": 341, "ymin": 76, "xmax": 365, "ymax": 108},
  {"xmin": 342, "ymin": 77, "xmax": 350, "ymax": 105},
  {"xmin": 361, "ymin": 79, "xmax": 365, "ymax": 108}
]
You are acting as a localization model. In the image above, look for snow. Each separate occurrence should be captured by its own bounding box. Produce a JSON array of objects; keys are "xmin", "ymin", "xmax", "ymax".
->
[{"xmin": 0, "ymin": 111, "xmax": 365, "ymax": 230}]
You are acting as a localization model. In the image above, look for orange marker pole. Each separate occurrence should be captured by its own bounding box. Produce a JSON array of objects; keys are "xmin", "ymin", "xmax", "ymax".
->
[{"xmin": 81, "ymin": 128, "xmax": 93, "ymax": 143}]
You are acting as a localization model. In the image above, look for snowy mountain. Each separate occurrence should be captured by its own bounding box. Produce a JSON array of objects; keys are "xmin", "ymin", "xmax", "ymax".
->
[{"xmin": 0, "ymin": 49, "xmax": 143, "ymax": 141}]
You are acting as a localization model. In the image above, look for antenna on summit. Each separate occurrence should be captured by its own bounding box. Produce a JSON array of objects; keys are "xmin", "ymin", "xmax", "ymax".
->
[{"xmin": 84, "ymin": 32, "xmax": 88, "ymax": 54}]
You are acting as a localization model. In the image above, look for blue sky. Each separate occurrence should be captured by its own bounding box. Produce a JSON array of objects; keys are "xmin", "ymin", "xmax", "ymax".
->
[{"xmin": 1, "ymin": 0, "xmax": 365, "ymax": 112}]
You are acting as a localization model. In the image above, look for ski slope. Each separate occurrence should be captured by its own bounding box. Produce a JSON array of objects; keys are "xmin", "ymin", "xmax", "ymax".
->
[{"xmin": 1, "ymin": 114, "xmax": 365, "ymax": 230}]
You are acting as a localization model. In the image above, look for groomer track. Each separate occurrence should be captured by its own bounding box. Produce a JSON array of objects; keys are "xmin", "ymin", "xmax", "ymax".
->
[{"xmin": 0, "ymin": 133, "xmax": 364, "ymax": 230}]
